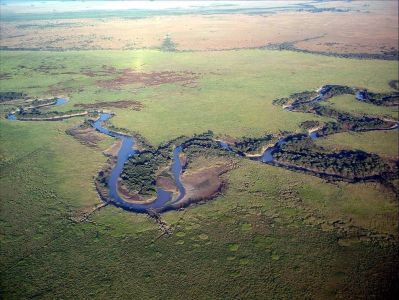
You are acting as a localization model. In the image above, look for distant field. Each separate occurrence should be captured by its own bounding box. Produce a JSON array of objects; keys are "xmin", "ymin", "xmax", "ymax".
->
[
  {"xmin": 1, "ymin": 7, "xmax": 397, "ymax": 54},
  {"xmin": 1, "ymin": 49, "xmax": 398, "ymax": 144}
]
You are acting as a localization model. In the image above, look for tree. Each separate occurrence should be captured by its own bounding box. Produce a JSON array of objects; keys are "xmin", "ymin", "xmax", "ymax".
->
[{"xmin": 161, "ymin": 34, "xmax": 176, "ymax": 52}]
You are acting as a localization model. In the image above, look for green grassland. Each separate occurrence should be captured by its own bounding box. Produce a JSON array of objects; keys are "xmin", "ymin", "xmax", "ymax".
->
[
  {"xmin": 1, "ymin": 50, "xmax": 398, "ymax": 144},
  {"xmin": 0, "ymin": 118, "xmax": 113, "ymax": 268},
  {"xmin": 316, "ymin": 130, "xmax": 399, "ymax": 159},
  {"xmin": 1, "ymin": 49, "xmax": 399, "ymax": 298},
  {"xmin": 0, "ymin": 123, "xmax": 397, "ymax": 298},
  {"xmin": 320, "ymin": 94, "xmax": 399, "ymax": 119}
]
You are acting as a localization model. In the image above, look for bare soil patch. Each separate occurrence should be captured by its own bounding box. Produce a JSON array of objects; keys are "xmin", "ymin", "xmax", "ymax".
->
[
  {"xmin": 0, "ymin": 73, "xmax": 12, "ymax": 80},
  {"xmin": 117, "ymin": 183, "xmax": 142, "ymax": 202},
  {"xmin": 96, "ymin": 69, "xmax": 198, "ymax": 89},
  {"xmin": 179, "ymin": 153, "xmax": 187, "ymax": 168},
  {"xmin": 178, "ymin": 162, "xmax": 234, "ymax": 205},
  {"xmin": 47, "ymin": 84, "xmax": 83, "ymax": 96},
  {"xmin": 156, "ymin": 175, "xmax": 177, "ymax": 193},
  {"xmin": 74, "ymin": 100, "xmax": 143, "ymax": 111},
  {"xmin": 66, "ymin": 124, "xmax": 106, "ymax": 147},
  {"xmin": 216, "ymin": 135, "xmax": 239, "ymax": 145},
  {"xmin": 103, "ymin": 140, "xmax": 122, "ymax": 157},
  {"xmin": 117, "ymin": 181, "xmax": 161, "ymax": 204},
  {"xmin": 81, "ymin": 66, "xmax": 118, "ymax": 77}
]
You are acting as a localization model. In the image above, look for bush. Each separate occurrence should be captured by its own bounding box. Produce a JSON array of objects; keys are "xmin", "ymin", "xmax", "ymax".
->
[{"xmin": 160, "ymin": 35, "xmax": 176, "ymax": 52}]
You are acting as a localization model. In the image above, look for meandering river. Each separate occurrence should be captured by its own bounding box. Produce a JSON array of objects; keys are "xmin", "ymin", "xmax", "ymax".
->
[
  {"xmin": 93, "ymin": 113, "xmax": 186, "ymax": 212},
  {"xmin": 4, "ymin": 89, "xmax": 398, "ymax": 213}
]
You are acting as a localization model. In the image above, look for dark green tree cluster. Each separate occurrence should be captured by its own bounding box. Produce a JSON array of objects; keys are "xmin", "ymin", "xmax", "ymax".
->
[
  {"xmin": 314, "ymin": 121, "xmax": 342, "ymax": 136},
  {"xmin": 299, "ymin": 120, "xmax": 320, "ymax": 130},
  {"xmin": 273, "ymin": 137, "xmax": 391, "ymax": 179},
  {"xmin": 0, "ymin": 91, "xmax": 26, "ymax": 102},
  {"xmin": 233, "ymin": 135, "xmax": 274, "ymax": 153},
  {"xmin": 184, "ymin": 138, "xmax": 227, "ymax": 157},
  {"xmin": 17, "ymin": 109, "xmax": 85, "ymax": 119},
  {"xmin": 360, "ymin": 91, "xmax": 399, "ymax": 106},
  {"xmin": 121, "ymin": 151, "xmax": 169, "ymax": 195},
  {"xmin": 272, "ymin": 97, "xmax": 289, "ymax": 106},
  {"xmin": 313, "ymin": 106, "xmax": 388, "ymax": 132},
  {"xmin": 272, "ymin": 90, "xmax": 317, "ymax": 107},
  {"xmin": 272, "ymin": 84, "xmax": 397, "ymax": 110},
  {"xmin": 120, "ymin": 131, "xmax": 223, "ymax": 195},
  {"xmin": 321, "ymin": 85, "xmax": 355, "ymax": 99},
  {"xmin": 30, "ymin": 98, "xmax": 57, "ymax": 107}
]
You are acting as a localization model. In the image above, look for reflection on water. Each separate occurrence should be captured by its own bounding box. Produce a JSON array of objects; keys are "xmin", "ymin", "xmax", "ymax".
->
[{"xmin": 93, "ymin": 113, "xmax": 186, "ymax": 213}]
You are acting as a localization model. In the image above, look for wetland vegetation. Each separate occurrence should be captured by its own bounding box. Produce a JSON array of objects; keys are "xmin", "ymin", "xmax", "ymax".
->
[
  {"xmin": 1, "ymin": 47, "xmax": 398, "ymax": 299},
  {"xmin": 1, "ymin": 1, "xmax": 398, "ymax": 299}
]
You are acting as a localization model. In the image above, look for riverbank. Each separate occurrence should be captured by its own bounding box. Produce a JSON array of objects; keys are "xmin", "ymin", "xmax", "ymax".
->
[
  {"xmin": 17, "ymin": 111, "xmax": 88, "ymax": 121},
  {"xmin": 4, "ymin": 81, "xmax": 398, "ymax": 214}
]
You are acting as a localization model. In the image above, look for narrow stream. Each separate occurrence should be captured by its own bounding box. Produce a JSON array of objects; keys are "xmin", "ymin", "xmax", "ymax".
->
[
  {"xmin": 6, "ymin": 97, "xmax": 68, "ymax": 120},
  {"xmin": 171, "ymin": 145, "xmax": 186, "ymax": 202},
  {"xmin": 55, "ymin": 98, "xmax": 68, "ymax": 106},
  {"xmin": 260, "ymin": 138, "xmax": 289, "ymax": 163},
  {"xmin": 93, "ymin": 113, "xmax": 185, "ymax": 212},
  {"xmin": 6, "ymin": 112, "xmax": 16, "ymax": 120},
  {"xmin": 285, "ymin": 85, "xmax": 332, "ymax": 110},
  {"xmin": 4, "ymin": 90, "xmax": 398, "ymax": 213}
]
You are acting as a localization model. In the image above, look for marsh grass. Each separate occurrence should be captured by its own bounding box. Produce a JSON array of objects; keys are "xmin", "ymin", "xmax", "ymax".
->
[{"xmin": 1, "ymin": 49, "xmax": 398, "ymax": 298}]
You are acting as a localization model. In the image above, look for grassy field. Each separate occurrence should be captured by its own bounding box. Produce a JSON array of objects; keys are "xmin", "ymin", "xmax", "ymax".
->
[
  {"xmin": 0, "ymin": 123, "xmax": 397, "ymax": 298},
  {"xmin": 0, "ymin": 118, "xmax": 112, "ymax": 258},
  {"xmin": 320, "ymin": 94, "xmax": 399, "ymax": 119},
  {"xmin": 1, "ymin": 49, "xmax": 398, "ymax": 144},
  {"xmin": 316, "ymin": 130, "xmax": 399, "ymax": 159},
  {"xmin": 1, "ymin": 49, "xmax": 398, "ymax": 298}
]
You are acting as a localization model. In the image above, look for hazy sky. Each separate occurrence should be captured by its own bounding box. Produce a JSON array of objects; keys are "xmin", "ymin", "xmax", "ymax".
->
[{"xmin": 0, "ymin": 1, "xmax": 307, "ymax": 14}]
